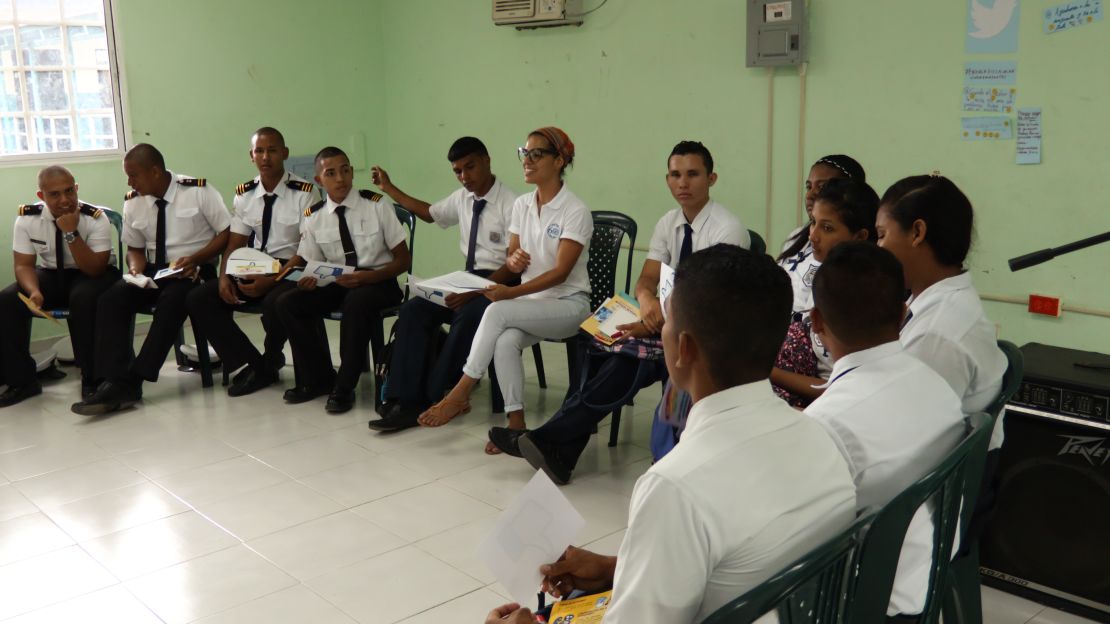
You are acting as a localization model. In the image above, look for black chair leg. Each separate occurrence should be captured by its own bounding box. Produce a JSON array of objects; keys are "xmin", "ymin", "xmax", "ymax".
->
[
  {"xmin": 489, "ymin": 363, "xmax": 505, "ymax": 414},
  {"xmin": 564, "ymin": 340, "xmax": 580, "ymax": 390},
  {"xmin": 532, "ymin": 343, "xmax": 547, "ymax": 389},
  {"xmin": 608, "ymin": 407, "xmax": 621, "ymax": 447},
  {"xmin": 191, "ymin": 325, "xmax": 214, "ymax": 388},
  {"xmin": 174, "ymin": 327, "xmax": 187, "ymax": 367}
]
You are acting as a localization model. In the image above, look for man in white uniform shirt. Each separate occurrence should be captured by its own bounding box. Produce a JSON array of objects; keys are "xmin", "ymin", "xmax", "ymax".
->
[
  {"xmin": 486, "ymin": 244, "xmax": 857, "ymax": 624},
  {"xmin": 803, "ymin": 242, "xmax": 965, "ymax": 620},
  {"xmin": 0, "ymin": 166, "xmax": 118, "ymax": 405},
  {"xmin": 73, "ymin": 144, "xmax": 230, "ymax": 416},
  {"xmin": 495, "ymin": 141, "xmax": 749, "ymax": 483},
  {"xmin": 367, "ymin": 137, "xmax": 519, "ymax": 431},
  {"xmin": 186, "ymin": 127, "xmax": 317, "ymax": 397},
  {"xmin": 274, "ymin": 146, "xmax": 411, "ymax": 414}
]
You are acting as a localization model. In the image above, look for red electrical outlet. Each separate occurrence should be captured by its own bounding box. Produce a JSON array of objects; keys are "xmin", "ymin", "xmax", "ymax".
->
[{"xmin": 1028, "ymin": 294, "xmax": 1062, "ymax": 317}]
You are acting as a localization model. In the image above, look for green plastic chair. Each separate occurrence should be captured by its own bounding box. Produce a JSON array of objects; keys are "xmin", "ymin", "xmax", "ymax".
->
[
  {"xmin": 942, "ymin": 341, "xmax": 1024, "ymax": 624},
  {"xmin": 748, "ymin": 229, "xmax": 767, "ymax": 256},
  {"xmin": 848, "ymin": 412, "xmax": 995, "ymax": 623},
  {"xmin": 702, "ymin": 513, "xmax": 875, "ymax": 624}
]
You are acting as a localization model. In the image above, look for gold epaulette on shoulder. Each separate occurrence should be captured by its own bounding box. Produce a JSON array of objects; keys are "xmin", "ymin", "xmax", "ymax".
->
[
  {"xmin": 17, "ymin": 203, "xmax": 41, "ymax": 216},
  {"xmin": 79, "ymin": 203, "xmax": 103, "ymax": 218},
  {"xmin": 305, "ymin": 199, "xmax": 325, "ymax": 217},
  {"xmin": 124, "ymin": 190, "xmax": 139, "ymax": 201},
  {"xmin": 178, "ymin": 177, "xmax": 206, "ymax": 187},
  {"xmin": 286, "ymin": 180, "xmax": 314, "ymax": 193},
  {"xmin": 358, "ymin": 189, "xmax": 383, "ymax": 202},
  {"xmin": 236, "ymin": 179, "xmax": 259, "ymax": 196}
]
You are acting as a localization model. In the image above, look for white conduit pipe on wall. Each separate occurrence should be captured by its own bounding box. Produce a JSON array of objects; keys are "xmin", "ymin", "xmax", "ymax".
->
[
  {"xmin": 795, "ymin": 60, "xmax": 808, "ymax": 230},
  {"xmin": 764, "ymin": 66, "xmax": 776, "ymax": 243}
]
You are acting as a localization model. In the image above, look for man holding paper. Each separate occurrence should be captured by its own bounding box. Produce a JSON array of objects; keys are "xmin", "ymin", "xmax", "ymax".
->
[
  {"xmin": 0, "ymin": 166, "xmax": 118, "ymax": 406},
  {"xmin": 491, "ymin": 141, "xmax": 748, "ymax": 483},
  {"xmin": 487, "ymin": 245, "xmax": 856, "ymax": 624},
  {"xmin": 186, "ymin": 127, "xmax": 317, "ymax": 397},
  {"xmin": 367, "ymin": 137, "xmax": 518, "ymax": 431},
  {"xmin": 73, "ymin": 144, "xmax": 230, "ymax": 416}
]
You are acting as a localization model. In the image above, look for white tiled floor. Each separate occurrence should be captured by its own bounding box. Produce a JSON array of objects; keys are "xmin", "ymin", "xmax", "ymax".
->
[{"xmin": 0, "ymin": 318, "xmax": 1101, "ymax": 623}]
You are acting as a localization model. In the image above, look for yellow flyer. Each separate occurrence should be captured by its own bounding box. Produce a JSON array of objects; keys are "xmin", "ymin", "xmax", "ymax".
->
[
  {"xmin": 579, "ymin": 295, "xmax": 639, "ymax": 346},
  {"xmin": 548, "ymin": 590, "xmax": 612, "ymax": 623}
]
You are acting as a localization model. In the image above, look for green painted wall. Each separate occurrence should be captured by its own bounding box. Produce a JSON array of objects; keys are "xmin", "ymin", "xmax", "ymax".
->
[
  {"xmin": 379, "ymin": 0, "xmax": 1110, "ymax": 354},
  {"xmin": 4, "ymin": 0, "xmax": 1109, "ymax": 354}
]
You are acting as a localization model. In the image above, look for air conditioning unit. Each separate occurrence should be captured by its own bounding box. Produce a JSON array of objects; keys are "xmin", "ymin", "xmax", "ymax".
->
[{"xmin": 493, "ymin": 0, "xmax": 584, "ymax": 29}]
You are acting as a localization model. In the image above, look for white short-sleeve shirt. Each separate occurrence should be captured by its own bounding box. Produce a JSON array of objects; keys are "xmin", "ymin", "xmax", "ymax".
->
[
  {"xmin": 646, "ymin": 200, "xmax": 750, "ymax": 266},
  {"xmin": 901, "ymin": 272, "xmax": 1007, "ymax": 448},
  {"xmin": 230, "ymin": 172, "xmax": 317, "ymax": 261},
  {"xmin": 805, "ymin": 341, "xmax": 966, "ymax": 616},
  {"xmin": 12, "ymin": 202, "xmax": 115, "ymax": 269},
  {"xmin": 509, "ymin": 185, "xmax": 592, "ymax": 300},
  {"xmin": 779, "ymin": 227, "xmax": 820, "ymax": 315},
  {"xmin": 297, "ymin": 189, "xmax": 407, "ymax": 270},
  {"xmin": 428, "ymin": 177, "xmax": 517, "ymax": 272},
  {"xmin": 605, "ymin": 381, "xmax": 857, "ymax": 624},
  {"xmin": 121, "ymin": 171, "xmax": 231, "ymax": 266}
]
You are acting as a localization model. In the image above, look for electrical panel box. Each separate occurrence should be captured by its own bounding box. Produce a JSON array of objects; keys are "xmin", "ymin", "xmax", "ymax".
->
[{"xmin": 746, "ymin": 0, "xmax": 806, "ymax": 67}]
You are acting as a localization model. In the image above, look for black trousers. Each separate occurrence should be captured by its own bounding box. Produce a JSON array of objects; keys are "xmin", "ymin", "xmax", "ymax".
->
[
  {"xmin": 94, "ymin": 265, "xmax": 216, "ymax": 383},
  {"xmin": 383, "ymin": 294, "xmax": 491, "ymax": 408},
  {"xmin": 276, "ymin": 279, "xmax": 402, "ymax": 392},
  {"xmin": 531, "ymin": 352, "xmax": 668, "ymax": 467},
  {"xmin": 0, "ymin": 267, "xmax": 120, "ymax": 387},
  {"xmin": 186, "ymin": 278, "xmax": 296, "ymax": 374}
]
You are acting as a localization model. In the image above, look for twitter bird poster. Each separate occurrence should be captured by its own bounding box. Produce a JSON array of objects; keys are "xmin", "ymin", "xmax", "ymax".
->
[{"xmin": 967, "ymin": 0, "xmax": 1021, "ymax": 53}]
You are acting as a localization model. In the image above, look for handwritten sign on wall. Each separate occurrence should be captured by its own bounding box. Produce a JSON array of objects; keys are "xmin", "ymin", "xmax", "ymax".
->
[
  {"xmin": 965, "ymin": 61, "xmax": 1018, "ymax": 85},
  {"xmin": 1016, "ymin": 108, "xmax": 1043, "ymax": 164},
  {"xmin": 962, "ymin": 116, "xmax": 1014, "ymax": 140},
  {"xmin": 1044, "ymin": 0, "xmax": 1103, "ymax": 33},
  {"xmin": 963, "ymin": 87, "xmax": 1017, "ymax": 113}
]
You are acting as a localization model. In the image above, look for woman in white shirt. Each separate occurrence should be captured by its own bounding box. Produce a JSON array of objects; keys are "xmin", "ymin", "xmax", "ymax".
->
[
  {"xmin": 876, "ymin": 174, "xmax": 1007, "ymax": 447},
  {"xmin": 419, "ymin": 127, "xmax": 593, "ymax": 452}
]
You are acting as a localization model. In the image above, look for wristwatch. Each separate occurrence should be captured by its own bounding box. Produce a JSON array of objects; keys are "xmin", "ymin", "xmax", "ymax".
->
[{"xmin": 63, "ymin": 230, "xmax": 79, "ymax": 244}]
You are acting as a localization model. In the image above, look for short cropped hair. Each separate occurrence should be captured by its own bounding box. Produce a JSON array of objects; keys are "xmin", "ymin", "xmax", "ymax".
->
[
  {"xmin": 253, "ymin": 126, "xmax": 286, "ymax": 145},
  {"xmin": 124, "ymin": 143, "xmax": 165, "ymax": 171},
  {"xmin": 447, "ymin": 136, "xmax": 488, "ymax": 162},
  {"xmin": 813, "ymin": 242, "xmax": 906, "ymax": 344},
  {"xmin": 880, "ymin": 175, "xmax": 974, "ymax": 267},
  {"xmin": 37, "ymin": 165, "xmax": 74, "ymax": 188},
  {"xmin": 814, "ymin": 178, "xmax": 880, "ymax": 242},
  {"xmin": 668, "ymin": 140, "xmax": 714, "ymax": 175},
  {"xmin": 314, "ymin": 146, "xmax": 348, "ymax": 171},
  {"xmin": 671, "ymin": 244, "xmax": 792, "ymax": 386}
]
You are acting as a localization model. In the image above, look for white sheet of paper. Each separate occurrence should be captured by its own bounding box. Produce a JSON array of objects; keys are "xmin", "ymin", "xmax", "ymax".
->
[
  {"xmin": 226, "ymin": 248, "xmax": 280, "ymax": 276},
  {"xmin": 153, "ymin": 266, "xmax": 184, "ymax": 281},
  {"xmin": 410, "ymin": 271, "xmax": 495, "ymax": 307},
  {"xmin": 122, "ymin": 273, "xmax": 157, "ymax": 289},
  {"xmin": 303, "ymin": 260, "xmax": 353, "ymax": 286},
  {"xmin": 478, "ymin": 470, "xmax": 587, "ymax": 606},
  {"xmin": 596, "ymin": 299, "xmax": 640, "ymax": 337},
  {"xmin": 659, "ymin": 262, "xmax": 675, "ymax": 319}
]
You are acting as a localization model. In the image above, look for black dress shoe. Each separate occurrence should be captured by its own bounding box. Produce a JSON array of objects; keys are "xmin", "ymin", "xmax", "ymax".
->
[
  {"xmin": 518, "ymin": 433, "xmax": 572, "ymax": 485},
  {"xmin": 71, "ymin": 380, "xmax": 141, "ymax": 416},
  {"xmin": 0, "ymin": 382, "xmax": 42, "ymax": 407},
  {"xmin": 487, "ymin": 426, "xmax": 528, "ymax": 458},
  {"xmin": 325, "ymin": 389, "xmax": 355, "ymax": 414},
  {"xmin": 375, "ymin": 400, "xmax": 401, "ymax": 418},
  {"xmin": 368, "ymin": 405, "xmax": 422, "ymax": 432},
  {"xmin": 282, "ymin": 385, "xmax": 330, "ymax": 404},
  {"xmin": 229, "ymin": 366, "xmax": 251, "ymax": 387},
  {"xmin": 227, "ymin": 366, "xmax": 278, "ymax": 397}
]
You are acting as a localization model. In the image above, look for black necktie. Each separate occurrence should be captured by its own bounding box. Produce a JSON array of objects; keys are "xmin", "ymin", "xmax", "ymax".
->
[
  {"xmin": 154, "ymin": 198, "xmax": 168, "ymax": 267},
  {"xmin": 465, "ymin": 199, "xmax": 488, "ymax": 273},
  {"xmin": 54, "ymin": 222, "xmax": 65, "ymax": 272},
  {"xmin": 335, "ymin": 205, "xmax": 357, "ymax": 267},
  {"xmin": 679, "ymin": 223, "xmax": 693, "ymax": 264},
  {"xmin": 900, "ymin": 309, "xmax": 914, "ymax": 330},
  {"xmin": 260, "ymin": 193, "xmax": 277, "ymax": 252}
]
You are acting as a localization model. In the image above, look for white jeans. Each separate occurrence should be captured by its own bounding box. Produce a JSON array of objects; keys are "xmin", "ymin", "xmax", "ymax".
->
[{"xmin": 462, "ymin": 293, "xmax": 590, "ymax": 413}]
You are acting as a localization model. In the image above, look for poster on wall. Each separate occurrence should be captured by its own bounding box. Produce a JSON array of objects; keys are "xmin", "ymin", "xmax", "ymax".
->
[
  {"xmin": 964, "ymin": 61, "xmax": 1018, "ymax": 85},
  {"xmin": 967, "ymin": 0, "xmax": 1021, "ymax": 53},
  {"xmin": 962, "ymin": 116, "xmax": 1014, "ymax": 140},
  {"xmin": 1043, "ymin": 0, "xmax": 1103, "ymax": 33},
  {"xmin": 1016, "ymin": 108, "xmax": 1043, "ymax": 164},
  {"xmin": 963, "ymin": 87, "xmax": 1017, "ymax": 113}
]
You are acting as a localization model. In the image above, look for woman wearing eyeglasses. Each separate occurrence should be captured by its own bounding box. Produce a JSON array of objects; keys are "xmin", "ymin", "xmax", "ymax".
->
[{"xmin": 418, "ymin": 127, "xmax": 592, "ymax": 453}]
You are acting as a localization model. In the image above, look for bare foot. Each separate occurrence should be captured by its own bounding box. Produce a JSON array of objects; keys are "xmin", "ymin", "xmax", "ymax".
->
[{"xmin": 418, "ymin": 397, "xmax": 471, "ymax": 427}]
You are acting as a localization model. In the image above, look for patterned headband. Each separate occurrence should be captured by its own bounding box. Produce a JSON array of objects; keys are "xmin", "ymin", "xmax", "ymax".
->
[{"xmin": 815, "ymin": 158, "xmax": 854, "ymax": 179}]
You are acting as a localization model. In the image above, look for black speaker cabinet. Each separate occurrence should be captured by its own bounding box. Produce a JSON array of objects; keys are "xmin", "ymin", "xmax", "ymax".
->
[{"xmin": 980, "ymin": 343, "xmax": 1110, "ymax": 622}]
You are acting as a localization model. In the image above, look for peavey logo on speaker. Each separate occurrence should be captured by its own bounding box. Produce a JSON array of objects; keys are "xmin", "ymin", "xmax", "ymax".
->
[{"xmin": 1057, "ymin": 435, "xmax": 1110, "ymax": 466}]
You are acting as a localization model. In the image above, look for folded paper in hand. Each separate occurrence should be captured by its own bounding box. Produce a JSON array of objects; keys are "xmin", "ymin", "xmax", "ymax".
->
[
  {"xmin": 300, "ymin": 260, "xmax": 353, "ymax": 286},
  {"xmin": 410, "ymin": 271, "xmax": 494, "ymax": 307},
  {"xmin": 122, "ymin": 273, "xmax": 157, "ymax": 289},
  {"xmin": 153, "ymin": 266, "xmax": 184, "ymax": 281},
  {"xmin": 580, "ymin": 294, "xmax": 640, "ymax": 345},
  {"xmin": 226, "ymin": 248, "xmax": 281, "ymax": 277}
]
